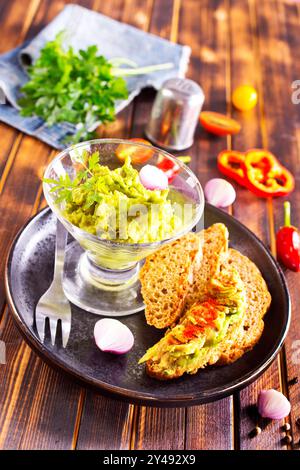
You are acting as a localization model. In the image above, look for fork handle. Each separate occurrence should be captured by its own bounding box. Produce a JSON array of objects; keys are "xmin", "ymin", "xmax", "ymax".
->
[{"xmin": 53, "ymin": 219, "xmax": 67, "ymax": 282}]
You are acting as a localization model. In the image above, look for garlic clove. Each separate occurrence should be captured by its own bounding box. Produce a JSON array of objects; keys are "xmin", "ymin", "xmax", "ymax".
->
[
  {"xmin": 139, "ymin": 164, "xmax": 168, "ymax": 190},
  {"xmin": 204, "ymin": 178, "xmax": 236, "ymax": 208},
  {"xmin": 257, "ymin": 389, "xmax": 291, "ymax": 420},
  {"xmin": 94, "ymin": 318, "xmax": 134, "ymax": 355}
]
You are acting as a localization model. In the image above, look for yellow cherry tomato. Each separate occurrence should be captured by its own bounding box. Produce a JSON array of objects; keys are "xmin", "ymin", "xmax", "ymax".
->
[{"xmin": 232, "ymin": 85, "xmax": 258, "ymax": 111}]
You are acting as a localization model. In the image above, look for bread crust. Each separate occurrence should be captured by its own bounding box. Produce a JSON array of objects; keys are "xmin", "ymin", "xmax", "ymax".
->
[
  {"xmin": 140, "ymin": 232, "xmax": 201, "ymax": 329},
  {"xmin": 216, "ymin": 249, "xmax": 271, "ymax": 365},
  {"xmin": 185, "ymin": 224, "xmax": 229, "ymax": 310}
]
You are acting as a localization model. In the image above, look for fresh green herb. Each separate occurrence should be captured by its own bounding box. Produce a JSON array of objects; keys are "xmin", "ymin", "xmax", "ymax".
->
[
  {"xmin": 88, "ymin": 151, "xmax": 101, "ymax": 171},
  {"xmin": 44, "ymin": 150, "xmax": 101, "ymax": 204},
  {"xmin": 18, "ymin": 32, "xmax": 174, "ymax": 144},
  {"xmin": 43, "ymin": 173, "xmax": 74, "ymax": 204},
  {"xmin": 18, "ymin": 33, "xmax": 128, "ymax": 143}
]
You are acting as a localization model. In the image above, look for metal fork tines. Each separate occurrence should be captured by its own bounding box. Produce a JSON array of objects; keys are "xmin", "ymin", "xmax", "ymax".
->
[{"xmin": 35, "ymin": 219, "xmax": 71, "ymax": 348}]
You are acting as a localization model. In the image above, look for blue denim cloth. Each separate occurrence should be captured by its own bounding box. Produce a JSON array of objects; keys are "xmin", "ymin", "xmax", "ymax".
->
[{"xmin": 0, "ymin": 4, "xmax": 190, "ymax": 149}]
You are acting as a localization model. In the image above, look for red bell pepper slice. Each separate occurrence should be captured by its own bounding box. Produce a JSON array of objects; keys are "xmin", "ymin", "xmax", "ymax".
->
[
  {"xmin": 242, "ymin": 149, "xmax": 295, "ymax": 197},
  {"xmin": 217, "ymin": 150, "xmax": 246, "ymax": 186}
]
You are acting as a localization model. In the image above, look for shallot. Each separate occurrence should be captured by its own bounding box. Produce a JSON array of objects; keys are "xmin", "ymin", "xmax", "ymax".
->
[
  {"xmin": 204, "ymin": 178, "xmax": 236, "ymax": 208},
  {"xmin": 257, "ymin": 389, "xmax": 291, "ymax": 420},
  {"xmin": 139, "ymin": 165, "xmax": 168, "ymax": 190},
  {"xmin": 94, "ymin": 318, "xmax": 134, "ymax": 355}
]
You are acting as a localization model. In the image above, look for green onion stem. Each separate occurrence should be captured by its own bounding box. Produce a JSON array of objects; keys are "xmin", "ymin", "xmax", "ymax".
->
[
  {"xmin": 108, "ymin": 57, "xmax": 138, "ymax": 68},
  {"xmin": 112, "ymin": 62, "xmax": 174, "ymax": 77}
]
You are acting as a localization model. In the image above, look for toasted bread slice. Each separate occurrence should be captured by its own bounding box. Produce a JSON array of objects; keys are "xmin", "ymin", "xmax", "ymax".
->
[
  {"xmin": 201, "ymin": 249, "xmax": 271, "ymax": 367},
  {"xmin": 144, "ymin": 249, "xmax": 272, "ymax": 379},
  {"xmin": 184, "ymin": 223, "xmax": 229, "ymax": 310},
  {"xmin": 216, "ymin": 248, "xmax": 271, "ymax": 365},
  {"xmin": 140, "ymin": 223, "xmax": 229, "ymax": 329},
  {"xmin": 140, "ymin": 232, "xmax": 201, "ymax": 329},
  {"xmin": 143, "ymin": 262, "xmax": 246, "ymax": 380}
]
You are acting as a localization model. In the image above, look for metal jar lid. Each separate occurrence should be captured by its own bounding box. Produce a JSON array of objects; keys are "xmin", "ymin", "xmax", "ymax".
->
[{"xmin": 145, "ymin": 78, "xmax": 205, "ymax": 151}]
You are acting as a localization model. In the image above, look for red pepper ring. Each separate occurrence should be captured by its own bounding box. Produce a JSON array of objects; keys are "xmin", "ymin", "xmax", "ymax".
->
[
  {"xmin": 243, "ymin": 149, "xmax": 278, "ymax": 177},
  {"xmin": 242, "ymin": 149, "xmax": 295, "ymax": 197},
  {"xmin": 217, "ymin": 150, "xmax": 246, "ymax": 186}
]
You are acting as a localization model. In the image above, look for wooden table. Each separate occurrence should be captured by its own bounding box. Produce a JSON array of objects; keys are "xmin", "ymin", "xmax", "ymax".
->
[{"xmin": 0, "ymin": 0, "xmax": 299, "ymax": 451}]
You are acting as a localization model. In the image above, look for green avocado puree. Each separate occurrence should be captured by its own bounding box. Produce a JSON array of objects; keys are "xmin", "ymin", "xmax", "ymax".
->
[{"xmin": 61, "ymin": 156, "xmax": 182, "ymax": 243}]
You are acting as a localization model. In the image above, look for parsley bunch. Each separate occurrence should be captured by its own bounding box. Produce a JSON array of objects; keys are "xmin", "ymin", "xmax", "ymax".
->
[{"xmin": 18, "ymin": 33, "xmax": 129, "ymax": 143}]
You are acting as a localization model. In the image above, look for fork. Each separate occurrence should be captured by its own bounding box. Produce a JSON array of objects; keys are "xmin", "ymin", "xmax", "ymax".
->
[{"xmin": 35, "ymin": 218, "xmax": 71, "ymax": 347}]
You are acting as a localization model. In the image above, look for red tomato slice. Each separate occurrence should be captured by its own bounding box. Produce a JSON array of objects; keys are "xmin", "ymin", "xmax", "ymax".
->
[
  {"xmin": 116, "ymin": 138, "xmax": 153, "ymax": 164},
  {"xmin": 199, "ymin": 112, "xmax": 241, "ymax": 136}
]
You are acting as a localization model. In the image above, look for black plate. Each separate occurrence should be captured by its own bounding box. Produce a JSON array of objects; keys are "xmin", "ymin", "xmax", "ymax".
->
[{"xmin": 5, "ymin": 205, "xmax": 290, "ymax": 407}]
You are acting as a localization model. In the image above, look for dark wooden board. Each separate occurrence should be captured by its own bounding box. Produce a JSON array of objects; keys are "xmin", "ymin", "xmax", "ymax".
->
[{"xmin": 253, "ymin": 0, "xmax": 300, "ymax": 449}]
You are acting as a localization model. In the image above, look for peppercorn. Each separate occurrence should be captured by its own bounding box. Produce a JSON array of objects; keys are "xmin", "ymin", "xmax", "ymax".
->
[
  {"xmin": 281, "ymin": 422, "xmax": 291, "ymax": 432},
  {"xmin": 255, "ymin": 425, "xmax": 262, "ymax": 435},
  {"xmin": 249, "ymin": 425, "xmax": 262, "ymax": 437}
]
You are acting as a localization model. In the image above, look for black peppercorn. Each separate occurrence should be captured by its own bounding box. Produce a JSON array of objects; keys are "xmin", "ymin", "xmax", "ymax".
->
[
  {"xmin": 281, "ymin": 422, "xmax": 291, "ymax": 432},
  {"xmin": 249, "ymin": 425, "xmax": 261, "ymax": 437}
]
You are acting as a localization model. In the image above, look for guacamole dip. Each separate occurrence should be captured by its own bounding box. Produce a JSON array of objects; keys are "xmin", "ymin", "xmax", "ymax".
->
[{"xmin": 48, "ymin": 153, "xmax": 183, "ymax": 243}]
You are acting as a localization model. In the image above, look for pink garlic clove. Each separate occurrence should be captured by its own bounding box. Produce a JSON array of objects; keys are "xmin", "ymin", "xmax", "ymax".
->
[
  {"xmin": 204, "ymin": 178, "xmax": 236, "ymax": 208},
  {"xmin": 139, "ymin": 165, "xmax": 168, "ymax": 190},
  {"xmin": 257, "ymin": 389, "xmax": 291, "ymax": 420},
  {"xmin": 94, "ymin": 318, "xmax": 134, "ymax": 355}
]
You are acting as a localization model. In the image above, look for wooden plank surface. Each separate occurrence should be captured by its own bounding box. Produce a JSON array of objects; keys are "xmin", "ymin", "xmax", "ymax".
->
[
  {"xmin": 253, "ymin": 0, "xmax": 300, "ymax": 450},
  {"xmin": 0, "ymin": 0, "xmax": 299, "ymax": 451}
]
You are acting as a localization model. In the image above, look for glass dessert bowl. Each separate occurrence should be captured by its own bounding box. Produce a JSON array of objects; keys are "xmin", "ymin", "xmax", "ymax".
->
[{"xmin": 43, "ymin": 139, "xmax": 204, "ymax": 316}]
